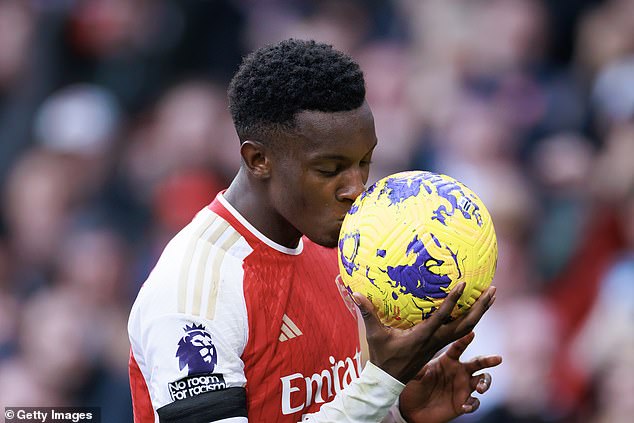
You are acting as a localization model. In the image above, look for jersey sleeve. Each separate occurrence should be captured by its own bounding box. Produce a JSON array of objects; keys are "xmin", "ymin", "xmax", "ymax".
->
[
  {"xmin": 130, "ymin": 312, "xmax": 248, "ymax": 422},
  {"xmin": 128, "ymin": 217, "xmax": 252, "ymax": 423}
]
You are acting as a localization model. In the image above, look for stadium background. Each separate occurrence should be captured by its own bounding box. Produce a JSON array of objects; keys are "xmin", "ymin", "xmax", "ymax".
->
[{"xmin": 0, "ymin": 0, "xmax": 632, "ymax": 422}]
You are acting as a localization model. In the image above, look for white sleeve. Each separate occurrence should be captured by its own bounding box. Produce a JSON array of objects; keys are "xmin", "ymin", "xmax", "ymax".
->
[
  {"xmin": 381, "ymin": 399, "xmax": 408, "ymax": 423},
  {"xmin": 130, "ymin": 312, "xmax": 249, "ymax": 422},
  {"xmin": 128, "ymin": 251, "xmax": 250, "ymax": 422},
  {"xmin": 136, "ymin": 313, "xmax": 247, "ymax": 402},
  {"xmin": 300, "ymin": 362, "xmax": 405, "ymax": 423}
]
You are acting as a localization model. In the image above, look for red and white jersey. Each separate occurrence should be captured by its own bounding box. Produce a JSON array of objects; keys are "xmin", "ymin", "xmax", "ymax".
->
[{"xmin": 129, "ymin": 193, "xmax": 382, "ymax": 423}]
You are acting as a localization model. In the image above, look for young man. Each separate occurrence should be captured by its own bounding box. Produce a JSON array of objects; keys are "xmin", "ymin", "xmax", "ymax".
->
[{"xmin": 128, "ymin": 39, "xmax": 500, "ymax": 423}]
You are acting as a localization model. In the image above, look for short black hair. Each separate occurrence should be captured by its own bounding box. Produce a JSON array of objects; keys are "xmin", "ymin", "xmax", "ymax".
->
[{"xmin": 228, "ymin": 39, "xmax": 366, "ymax": 142}]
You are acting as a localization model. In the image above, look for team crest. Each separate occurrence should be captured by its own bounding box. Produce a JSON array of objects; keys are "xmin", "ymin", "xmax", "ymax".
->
[{"xmin": 176, "ymin": 323, "xmax": 218, "ymax": 375}]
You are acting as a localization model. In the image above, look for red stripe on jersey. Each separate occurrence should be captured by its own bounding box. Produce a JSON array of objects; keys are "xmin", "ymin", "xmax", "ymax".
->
[{"xmin": 129, "ymin": 350, "xmax": 154, "ymax": 423}]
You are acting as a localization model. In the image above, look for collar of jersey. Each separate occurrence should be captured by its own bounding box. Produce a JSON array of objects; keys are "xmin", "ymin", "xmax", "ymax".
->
[{"xmin": 212, "ymin": 192, "xmax": 304, "ymax": 256}]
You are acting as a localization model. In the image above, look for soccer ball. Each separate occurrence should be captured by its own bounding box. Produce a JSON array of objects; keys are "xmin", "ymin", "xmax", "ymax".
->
[{"xmin": 337, "ymin": 171, "xmax": 497, "ymax": 329}]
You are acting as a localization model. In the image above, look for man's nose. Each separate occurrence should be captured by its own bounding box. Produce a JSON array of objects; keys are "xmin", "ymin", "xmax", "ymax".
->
[{"xmin": 336, "ymin": 169, "xmax": 365, "ymax": 202}]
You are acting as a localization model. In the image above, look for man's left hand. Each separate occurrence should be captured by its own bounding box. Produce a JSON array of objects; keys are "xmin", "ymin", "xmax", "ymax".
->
[{"xmin": 398, "ymin": 332, "xmax": 502, "ymax": 423}]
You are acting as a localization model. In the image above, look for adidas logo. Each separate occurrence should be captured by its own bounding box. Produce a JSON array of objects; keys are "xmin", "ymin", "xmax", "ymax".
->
[{"xmin": 278, "ymin": 314, "xmax": 303, "ymax": 342}]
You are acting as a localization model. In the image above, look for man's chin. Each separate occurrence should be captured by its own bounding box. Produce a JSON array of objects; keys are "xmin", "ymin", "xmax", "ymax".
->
[
  {"xmin": 320, "ymin": 239, "xmax": 339, "ymax": 249},
  {"xmin": 306, "ymin": 233, "xmax": 339, "ymax": 249}
]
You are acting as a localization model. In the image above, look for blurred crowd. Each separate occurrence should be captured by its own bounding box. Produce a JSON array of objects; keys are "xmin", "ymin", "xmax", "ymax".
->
[{"xmin": 0, "ymin": 0, "xmax": 632, "ymax": 422}]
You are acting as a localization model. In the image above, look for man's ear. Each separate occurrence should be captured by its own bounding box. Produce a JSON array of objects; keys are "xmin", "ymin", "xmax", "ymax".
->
[{"xmin": 240, "ymin": 140, "xmax": 271, "ymax": 179}]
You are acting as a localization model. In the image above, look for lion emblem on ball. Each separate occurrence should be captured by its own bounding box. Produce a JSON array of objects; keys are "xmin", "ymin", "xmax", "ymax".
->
[{"xmin": 176, "ymin": 323, "xmax": 217, "ymax": 375}]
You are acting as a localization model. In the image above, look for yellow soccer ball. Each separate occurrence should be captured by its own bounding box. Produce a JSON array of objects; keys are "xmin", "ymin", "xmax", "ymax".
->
[{"xmin": 338, "ymin": 171, "xmax": 497, "ymax": 329}]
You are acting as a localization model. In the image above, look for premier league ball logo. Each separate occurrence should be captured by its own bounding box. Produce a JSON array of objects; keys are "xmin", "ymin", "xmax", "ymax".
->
[{"xmin": 176, "ymin": 323, "xmax": 218, "ymax": 375}]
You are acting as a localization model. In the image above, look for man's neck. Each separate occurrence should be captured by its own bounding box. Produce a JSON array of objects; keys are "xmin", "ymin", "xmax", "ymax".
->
[{"xmin": 223, "ymin": 171, "xmax": 302, "ymax": 249}]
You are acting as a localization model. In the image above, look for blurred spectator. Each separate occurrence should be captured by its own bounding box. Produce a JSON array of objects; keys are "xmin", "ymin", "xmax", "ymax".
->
[
  {"xmin": 575, "ymin": 0, "xmax": 634, "ymax": 78},
  {"xmin": 590, "ymin": 123, "xmax": 634, "ymax": 204},
  {"xmin": 3, "ymin": 149, "xmax": 76, "ymax": 295},
  {"xmin": 530, "ymin": 132, "xmax": 596, "ymax": 280},
  {"xmin": 54, "ymin": 224, "xmax": 133, "ymax": 420},
  {"xmin": 34, "ymin": 84, "xmax": 120, "ymax": 157},
  {"xmin": 122, "ymin": 80, "xmax": 237, "ymax": 196},
  {"xmin": 0, "ymin": 0, "xmax": 33, "ymax": 91},
  {"xmin": 153, "ymin": 170, "xmax": 225, "ymax": 236},
  {"xmin": 0, "ymin": 0, "xmax": 54, "ymax": 183},
  {"xmin": 0, "ymin": 237, "xmax": 18, "ymax": 359},
  {"xmin": 33, "ymin": 83, "xmax": 122, "ymax": 203},
  {"xmin": 61, "ymin": 0, "xmax": 184, "ymax": 111},
  {"xmin": 591, "ymin": 55, "xmax": 634, "ymax": 134},
  {"xmin": 471, "ymin": 298, "xmax": 566, "ymax": 423},
  {"xmin": 357, "ymin": 41, "xmax": 418, "ymax": 182},
  {"xmin": 569, "ymin": 188, "xmax": 634, "ymax": 422}
]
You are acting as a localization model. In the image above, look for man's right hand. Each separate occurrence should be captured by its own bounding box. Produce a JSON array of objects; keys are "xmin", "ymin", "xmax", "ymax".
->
[{"xmin": 353, "ymin": 282, "xmax": 496, "ymax": 384}]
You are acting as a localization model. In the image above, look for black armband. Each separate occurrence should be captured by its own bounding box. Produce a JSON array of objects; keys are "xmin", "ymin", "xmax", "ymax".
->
[{"xmin": 157, "ymin": 387, "xmax": 247, "ymax": 422}]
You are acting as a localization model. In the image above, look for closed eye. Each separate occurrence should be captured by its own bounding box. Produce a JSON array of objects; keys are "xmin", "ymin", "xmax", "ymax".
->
[{"xmin": 316, "ymin": 168, "xmax": 342, "ymax": 177}]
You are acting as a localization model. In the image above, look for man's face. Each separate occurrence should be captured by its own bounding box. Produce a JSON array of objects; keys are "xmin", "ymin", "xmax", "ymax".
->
[{"xmin": 269, "ymin": 102, "xmax": 377, "ymax": 248}]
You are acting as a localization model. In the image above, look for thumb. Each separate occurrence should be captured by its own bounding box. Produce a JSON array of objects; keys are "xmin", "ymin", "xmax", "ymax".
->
[{"xmin": 352, "ymin": 292, "xmax": 385, "ymax": 336}]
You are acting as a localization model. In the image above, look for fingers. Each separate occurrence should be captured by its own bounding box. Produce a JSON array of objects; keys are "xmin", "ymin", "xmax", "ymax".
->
[
  {"xmin": 444, "ymin": 331, "xmax": 475, "ymax": 361},
  {"xmin": 476, "ymin": 373, "xmax": 492, "ymax": 394},
  {"xmin": 470, "ymin": 372, "xmax": 493, "ymax": 394},
  {"xmin": 477, "ymin": 286, "xmax": 497, "ymax": 313},
  {"xmin": 461, "ymin": 396, "xmax": 481, "ymax": 414},
  {"xmin": 448, "ymin": 286, "xmax": 496, "ymax": 337},
  {"xmin": 352, "ymin": 292, "xmax": 373, "ymax": 317},
  {"xmin": 352, "ymin": 292, "xmax": 384, "ymax": 340},
  {"xmin": 422, "ymin": 282, "xmax": 466, "ymax": 333},
  {"xmin": 464, "ymin": 354, "xmax": 503, "ymax": 375},
  {"xmin": 468, "ymin": 285, "xmax": 497, "ymax": 318},
  {"xmin": 463, "ymin": 371, "xmax": 495, "ymax": 414}
]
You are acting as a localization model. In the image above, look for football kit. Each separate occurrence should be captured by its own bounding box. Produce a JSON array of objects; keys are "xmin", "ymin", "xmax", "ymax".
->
[{"xmin": 128, "ymin": 193, "xmax": 405, "ymax": 422}]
